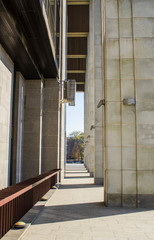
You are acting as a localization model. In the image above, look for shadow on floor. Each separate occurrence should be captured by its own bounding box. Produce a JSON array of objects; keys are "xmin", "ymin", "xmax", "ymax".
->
[
  {"xmin": 64, "ymin": 176, "xmax": 91, "ymax": 179},
  {"xmin": 32, "ymin": 201, "xmax": 151, "ymax": 225},
  {"xmin": 59, "ymin": 184, "xmax": 102, "ymax": 189},
  {"xmin": 64, "ymin": 171, "xmax": 88, "ymax": 174}
]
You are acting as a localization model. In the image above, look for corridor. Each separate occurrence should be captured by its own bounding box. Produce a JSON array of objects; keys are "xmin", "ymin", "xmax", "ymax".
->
[{"xmin": 3, "ymin": 164, "xmax": 154, "ymax": 240}]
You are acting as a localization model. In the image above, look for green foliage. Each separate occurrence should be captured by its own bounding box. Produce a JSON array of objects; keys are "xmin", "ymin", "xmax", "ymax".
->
[{"xmin": 67, "ymin": 131, "xmax": 84, "ymax": 160}]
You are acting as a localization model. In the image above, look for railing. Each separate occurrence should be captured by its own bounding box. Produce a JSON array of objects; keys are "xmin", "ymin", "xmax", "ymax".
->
[{"xmin": 0, "ymin": 169, "xmax": 60, "ymax": 239}]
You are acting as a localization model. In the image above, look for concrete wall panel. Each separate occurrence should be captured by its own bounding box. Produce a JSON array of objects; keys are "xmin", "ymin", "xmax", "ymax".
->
[
  {"xmin": 119, "ymin": 18, "xmax": 132, "ymax": 38},
  {"xmin": 107, "ymin": 147, "xmax": 121, "ymax": 170},
  {"xmin": 106, "ymin": 39, "xmax": 119, "ymax": 59},
  {"xmin": 106, "ymin": 19, "xmax": 119, "ymax": 39},
  {"xmin": 122, "ymin": 147, "xmax": 136, "ymax": 170},
  {"xmin": 123, "ymin": 170, "xmax": 136, "ymax": 194},
  {"xmin": 22, "ymin": 80, "xmax": 42, "ymax": 180},
  {"xmin": 133, "ymin": 0, "xmax": 154, "ymax": 17},
  {"xmin": 12, "ymin": 73, "xmax": 25, "ymax": 184},
  {"xmin": 119, "ymin": 0, "xmax": 131, "ymax": 18},
  {"xmin": 107, "ymin": 170, "xmax": 121, "ymax": 194},
  {"xmin": 134, "ymin": 39, "xmax": 154, "ymax": 59},
  {"xmin": 42, "ymin": 79, "xmax": 59, "ymax": 173},
  {"xmin": 0, "ymin": 45, "xmax": 14, "ymax": 189},
  {"xmin": 106, "ymin": 0, "xmax": 118, "ymax": 19},
  {"xmin": 133, "ymin": 18, "xmax": 154, "ymax": 38},
  {"xmin": 106, "ymin": 80, "xmax": 120, "ymax": 101}
]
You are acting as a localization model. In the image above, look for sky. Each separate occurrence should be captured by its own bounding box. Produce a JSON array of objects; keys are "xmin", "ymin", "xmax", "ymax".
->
[{"xmin": 66, "ymin": 92, "xmax": 84, "ymax": 136}]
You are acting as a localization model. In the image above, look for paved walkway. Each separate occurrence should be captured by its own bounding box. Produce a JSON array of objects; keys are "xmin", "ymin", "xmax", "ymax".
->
[{"xmin": 3, "ymin": 164, "xmax": 154, "ymax": 240}]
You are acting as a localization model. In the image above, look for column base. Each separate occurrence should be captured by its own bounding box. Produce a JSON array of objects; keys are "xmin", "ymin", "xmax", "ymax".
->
[
  {"xmin": 107, "ymin": 193, "xmax": 154, "ymax": 208},
  {"xmin": 138, "ymin": 194, "xmax": 154, "ymax": 208},
  {"xmin": 90, "ymin": 172, "xmax": 94, "ymax": 177},
  {"xmin": 95, "ymin": 177, "xmax": 103, "ymax": 185},
  {"xmin": 107, "ymin": 194, "xmax": 122, "ymax": 207}
]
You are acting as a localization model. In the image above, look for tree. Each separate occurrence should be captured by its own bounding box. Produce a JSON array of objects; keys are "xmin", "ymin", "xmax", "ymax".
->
[{"xmin": 67, "ymin": 131, "xmax": 84, "ymax": 161}]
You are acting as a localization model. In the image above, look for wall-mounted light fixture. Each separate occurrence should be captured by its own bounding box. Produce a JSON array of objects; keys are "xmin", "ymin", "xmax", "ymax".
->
[
  {"xmin": 123, "ymin": 98, "xmax": 136, "ymax": 106},
  {"xmin": 90, "ymin": 125, "xmax": 95, "ymax": 130},
  {"xmin": 59, "ymin": 79, "xmax": 76, "ymax": 105},
  {"xmin": 97, "ymin": 99, "xmax": 105, "ymax": 108}
]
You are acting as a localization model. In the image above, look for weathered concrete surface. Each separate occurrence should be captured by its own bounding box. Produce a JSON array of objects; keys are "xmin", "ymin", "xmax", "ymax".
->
[
  {"xmin": 84, "ymin": 0, "xmax": 95, "ymax": 177},
  {"xmin": 94, "ymin": 0, "xmax": 104, "ymax": 185},
  {"xmin": 58, "ymin": 0, "xmax": 67, "ymax": 181},
  {"xmin": 42, "ymin": 79, "xmax": 59, "ymax": 172},
  {"xmin": 104, "ymin": 0, "xmax": 154, "ymax": 207},
  {"xmin": 134, "ymin": 0, "xmax": 154, "ymax": 207},
  {"xmin": 12, "ymin": 72, "xmax": 25, "ymax": 184},
  {"xmin": 0, "ymin": 45, "xmax": 14, "ymax": 189},
  {"xmin": 84, "ymin": 0, "xmax": 104, "ymax": 185},
  {"xmin": 22, "ymin": 80, "xmax": 42, "ymax": 180}
]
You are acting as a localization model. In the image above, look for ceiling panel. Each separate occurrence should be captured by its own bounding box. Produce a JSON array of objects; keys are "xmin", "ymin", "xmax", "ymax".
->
[
  {"xmin": 0, "ymin": 0, "xmax": 58, "ymax": 79},
  {"xmin": 67, "ymin": 58, "xmax": 86, "ymax": 71},
  {"xmin": 67, "ymin": 73, "xmax": 85, "ymax": 82},
  {"xmin": 68, "ymin": 5, "xmax": 89, "ymax": 32},
  {"xmin": 76, "ymin": 84, "xmax": 85, "ymax": 92},
  {"xmin": 67, "ymin": 1, "xmax": 89, "ymax": 92},
  {"xmin": 68, "ymin": 37, "xmax": 87, "ymax": 55}
]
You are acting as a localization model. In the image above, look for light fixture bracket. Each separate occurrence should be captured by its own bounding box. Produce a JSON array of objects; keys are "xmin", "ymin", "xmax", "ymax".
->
[{"xmin": 97, "ymin": 99, "xmax": 105, "ymax": 108}]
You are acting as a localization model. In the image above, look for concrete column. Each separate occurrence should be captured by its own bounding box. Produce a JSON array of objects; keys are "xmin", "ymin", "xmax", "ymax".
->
[
  {"xmin": 132, "ymin": 0, "xmax": 154, "ymax": 208},
  {"xmin": 22, "ymin": 80, "xmax": 42, "ymax": 180},
  {"xmin": 84, "ymin": 0, "xmax": 104, "ymax": 184},
  {"xmin": 59, "ymin": 100, "xmax": 66, "ymax": 181},
  {"xmin": 59, "ymin": 0, "xmax": 67, "ymax": 181},
  {"xmin": 93, "ymin": 0, "xmax": 104, "ymax": 185},
  {"xmin": 84, "ymin": 35, "xmax": 92, "ymax": 174},
  {"xmin": 84, "ymin": 0, "xmax": 95, "ymax": 177},
  {"xmin": 42, "ymin": 79, "xmax": 59, "ymax": 172},
  {"xmin": 12, "ymin": 72, "xmax": 25, "ymax": 184},
  {"xmin": 84, "ymin": 35, "xmax": 90, "ymax": 172},
  {"xmin": 120, "ymin": 0, "xmax": 137, "ymax": 207},
  {"xmin": 105, "ymin": 0, "xmax": 135, "ymax": 207},
  {"xmin": 104, "ymin": 0, "xmax": 154, "ymax": 208},
  {"xmin": 0, "ymin": 45, "xmax": 14, "ymax": 189}
]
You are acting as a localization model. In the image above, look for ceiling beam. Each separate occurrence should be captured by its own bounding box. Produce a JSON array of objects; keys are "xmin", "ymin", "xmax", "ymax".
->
[
  {"xmin": 67, "ymin": 70, "xmax": 86, "ymax": 73},
  {"xmin": 67, "ymin": 2, "xmax": 89, "ymax": 5},
  {"xmin": 57, "ymin": 32, "xmax": 88, "ymax": 37},
  {"xmin": 76, "ymin": 82, "xmax": 85, "ymax": 84},
  {"xmin": 68, "ymin": 32, "xmax": 88, "ymax": 37},
  {"xmin": 67, "ymin": 0, "xmax": 89, "ymax": 5},
  {"xmin": 67, "ymin": 55, "xmax": 87, "ymax": 58}
]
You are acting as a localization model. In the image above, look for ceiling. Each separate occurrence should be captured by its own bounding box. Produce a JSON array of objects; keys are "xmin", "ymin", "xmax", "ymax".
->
[
  {"xmin": 67, "ymin": 0, "xmax": 89, "ymax": 92},
  {"xmin": 0, "ymin": 0, "xmax": 58, "ymax": 79},
  {"xmin": 0, "ymin": 0, "xmax": 89, "ymax": 86}
]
